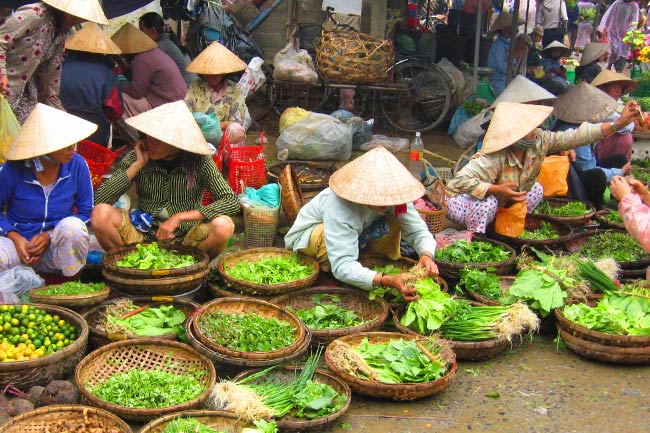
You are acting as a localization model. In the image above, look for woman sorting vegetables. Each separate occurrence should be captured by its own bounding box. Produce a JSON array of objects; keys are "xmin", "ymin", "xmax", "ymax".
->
[
  {"xmin": 446, "ymin": 100, "xmax": 641, "ymax": 233},
  {"xmin": 610, "ymin": 176, "xmax": 650, "ymax": 252},
  {"xmin": 0, "ymin": 104, "xmax": 96, "ymax": 276},
  {"xmin": 285, "ymin": 147, "xmax": 438, "ymax": 301},
  {"xmin": 91, "ymin": 100, "xmax": 240, "ymax": 259}
]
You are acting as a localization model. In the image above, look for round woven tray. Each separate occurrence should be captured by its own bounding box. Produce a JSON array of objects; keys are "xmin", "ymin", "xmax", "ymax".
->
[
  {"xmin": 593, "ymin": 209, "xmax": 626, "ymax": 230},
  {"xmin": 207, "ymin": 281, "xmax": 275, "ymax": 300},
  {"xmin": 0, "ymin": 304, "xmax": 88, "ymax": 389},
  {"xmin": 279, "ymin": 164, "xmax": 304, "ymax": 226},
  {"xmin": 564, "ymin": 228, "xmax": 650, "ymax": 270},
  {"xmin": 556, "ymin": 307, "xmax": 650, "ymax": 348},
  {"xmin": 467, "ymin": 276, "xmax": 515, "ymax": 306},
  {"xmin": 0, "ymin": 404, "xmax": 132, "ymax": 433},
  {"xmin": 217, "ymin": 248, "xmax": 319, "ymax": 296},
  {"xmin": 27, "ymin": 285, "xmax": 110, "ymax": 309},
  {"xmin": 75, "ymin": 339, "xmax": 216, "ymax": 421},
  {"xmin": 270, "ymin": 286, "xmax": 390, "ymax": 346},
  {"xmin": 139, "ymin": 410, "xmax": 246, "ymax": 433},
  {"xmin": 192, "ymin": 297, "xmax": 308, "ymax": 361},
  {"xmin": 233, "ymin": 366, "xmax": 351, "ymax": 430},
  {"xmin": 533, "ymin": 197, "xmax": 595, "ymax": 227},
  {"xmin": 486, "ymin": 213, "xmax": 573, "ymax": 249},
  {"xmin": 103, "ymin": 267, "xmax": 209, "ymax": 296},
  {"xmin": 325, "ymin": 332, "xmax": 457, "ymax": 401},
  {"xmin": 83, "ymin": 296, "xmax": 200, "ymax": 349},
  {"xmin": 102, "ymin": 243, "xmax": 209, "ymax": 279},
  {"xmin": 435, "ymin": 238, "xmax": 516, "ymax": 281},
  {"xmin": 558, "ymin": 327, "xmax": 650, "ymax": 364},
  {"xmin": 267, "ymin": 161, "xmax": 335, "ymax": 191}
]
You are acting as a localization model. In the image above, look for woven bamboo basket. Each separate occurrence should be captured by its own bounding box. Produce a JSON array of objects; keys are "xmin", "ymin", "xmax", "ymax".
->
[
  {"xmin": 533, "ymin": 197, "xmax": 595, "ymax": 227},
  {"xmin": 416, "ymin": 179, "xmax": 447, "ymax": 234},
  {"xmin": 0, "ymin": 404, "xmax": 132, "ymax": 433},
  {"xmin": 466, "ymin": 276, "xmax": 514, "ymax": 306},
  {"xmin": 564, "ymin": 228, "xmax": 650, "ymax": 270},
  {"xmin": 207, "ymin": 281, "xmax": 275, "ymax": 300},
  {"xmin": 83, "ymin": 296, "xmax": 200, "ymax": 349},
  {"xmin": 270, "ymin": 286, "xmax": 389, "ymax": 346},
  {"xmin": 266, "ymin": 161, "xmax": 335, "ymax": 191},
  {"xmin": 75, "ymin": 339, "xmax": 216, "ymax": 421},
  {"xmin": 185, "ymin": 314, "xmax": 311, "ymax": 368},
  {"xmin": 103, "ymin": 267, "xmax": 209, "ymax": 296},
  {"xmin": 593, "ymin": 209, "xmax": 626, "ymax": 230},
  {"xmin": 192, "ymin": 297, "xmax": 309, "ymax": 361},
  {"xmin": 325, "ymin": 332, "xmax": 457, "ymax": 401},
  {"xmin": 0, "ymin": 304, "xmax": 88, "ymax": 389},
  {"xmin": 279, "ymin": 164, "xmax": 304, "ymax": 226},
  {"xmin": 556, "ymin": 307, "xmax": 650, "ymax": 348},
  {"xmin": 358, "ymin": 255, "xmax": 417, "ymax": 313},
  {"xmin": 558, "ymin": 327, "xmax": 650, "ymax": 364},
  {"xmin": 316, "ymin": 29, "xmax": 394, "ymax": 85},
  {"xmin": 27, "ymin": 285, "xmax": 110, "ymax": 309},
  {"xmin": 233, "ymin": 366, "xmax": 352, "ymax": 430},
  {"xmin": 102, "ymin": 243, "xmax": 209, "ymax": 278},
  {"xmin": 435, "ymin": 238, "xmax": 516, "ymax": 281},
  {"xmin": 217, "ymin": 248, "xmax": 319, "ymax": 296},
  {"xmin": 486, "ymin": 213, "xmax": 573, "ymax": 250},
  {"xmin": 139, "ymin": 410, "xmax": 249, "ymax": 433}
]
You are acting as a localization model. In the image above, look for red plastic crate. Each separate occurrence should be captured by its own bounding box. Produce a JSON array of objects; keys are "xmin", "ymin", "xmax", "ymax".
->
[{"xmin": 76, "ymin": 139, "xmax": 115, "ymax": 189}]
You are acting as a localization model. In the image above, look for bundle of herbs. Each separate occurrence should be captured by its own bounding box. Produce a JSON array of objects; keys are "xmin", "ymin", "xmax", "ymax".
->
[
  {"xmin": 34, "ymin": 282, "xmax": 105, "ymax": 296},
  {"xmin": 292, "ymin": 294, "xmax": 363, "ymax": 330},
  {"xmin": 435, "ymin": 240, "xmax": 511, "ymax": 263},
  {"xmin": 225, "ymin": 255, "xmax": 315, "ymax": 284},
  {"xmin": 96, "ymin": 299, "xmax": 186, "ymax": 339},
  {"xmin": 116, "ymin": 242, "xmax": 195, "ymax": 269},
  {"xmin": 399, "ymin": 277, "xmax": 460, "ymax": 334},
  {"xmin": 456, "ymin": 267, "xmax": 503, "ymax": 301},
  {"xmin": 368, "ymin": 264, "xmax": 405, "ymax": 303},
  {"xmin": 534, "ymin": 200, "xmax": 591, "ymax": 217},
  {"xmin": 579, "ymin": 231, "xmax": 648, "ymax": 263},
  {"xmin": 519, "ymin": 221, "xmax": 559, "ymax": 240}
]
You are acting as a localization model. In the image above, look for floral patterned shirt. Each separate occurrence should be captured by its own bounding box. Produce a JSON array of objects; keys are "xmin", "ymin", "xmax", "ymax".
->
[{"xmin": 184, "ymin": 79, "xmax": 246, "ymax": 124}]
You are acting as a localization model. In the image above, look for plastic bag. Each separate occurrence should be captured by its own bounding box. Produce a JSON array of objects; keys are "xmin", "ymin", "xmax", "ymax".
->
[
  {"xmin": 537, "ymin": 155, "xmax": 570, "ymax": 197},
  {"xmin": 239, "ymin": 183, "xmax": 281, "ymax": 208},
  {"xmin": 276, "ymin": 113, "xmax": 352, "ymax": 161},
  {"xmin": 0, "ymin": 95, "xmax": 20, "ymax": 163},
  {"xmin": 347, "ymin": 116, "xmax": 374, "ymax": 150},
  {"xmin": 0, "ymin": 266, "xmax": 45, "ymax": 304},
  {"xmin": 279, "ymin": 107, "xmax": 310, "ymax": 133},
  {"xmin": 447, "ymin": 106, "xmax": 471, "ymax": 137},
  {"xmin": 272, "ymin": 41, "xmax": 319, "ymax": 84},
  {"xmin": 193, "ymin": 112, "xmax": 223, "ymax": 145},
  {"xmin": 360, "ymin": 135, "xmax": 409, "ymax": 153},
  {"xmin": 237, "ymin": 57, "xmax": 266, "ymax": 98},
  {"xmin": 494, "ymin": 201, "xmax": 527, "ymax": 237},
  {"xmin": 453, "ymin": 109, "xmax": 492, "ymax": 149},
  {"xmin": 435, "ymin": 228, "xmax": 474, "ymax": 249}
]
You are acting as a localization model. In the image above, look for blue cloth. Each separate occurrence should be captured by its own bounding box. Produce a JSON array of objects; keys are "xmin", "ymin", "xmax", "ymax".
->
[
  {"xmin": 487, "ymin": 34, "xmax": 510, "ymax": 96},
  {"xmin": 242, "ymin": 183, "xmax": 281, "ymax": 208},
  {"xmin": 0, "ymin": 153, "xmax": 94, "ymax": 241},
  {"xmin": 129, "ymin": 210, "xmax": 153, "ymax": 233},
  {"xmin": 358, "ymin": 218, "xmax": 389, "ymax": 250},
  {"xmin": 541, "ymin": 57, "xmax": 562, "ymax": 73}
]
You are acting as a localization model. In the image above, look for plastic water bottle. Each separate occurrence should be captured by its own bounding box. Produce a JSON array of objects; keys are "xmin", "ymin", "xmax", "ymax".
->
[
  {"xmin": 408, "ymin": 132, "xmax": 424, "ymax": 180},
  {"xmin": 407, "ymin": 0, "xmax": 419, "ymax": 30}
]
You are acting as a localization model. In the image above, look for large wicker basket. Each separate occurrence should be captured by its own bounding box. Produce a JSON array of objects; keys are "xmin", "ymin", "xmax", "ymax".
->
[
  {"xmin": 139, "ymin": 410, "xmax": 246, "ymax": 433},
  {"xmin": 325, "ymin": 332, "xmax": 457, "ymax": 401},
  {"xmin": 533, "ymin": 197, "xmax": 596, "ymax": 227},
  {"xmin": 435, "ymin": 238, "xmax": 516, "ymax": 281},
  {"xmin": 0, "ymin": 304, "xmax": 88, "ymax": 389},
  {"xmin": 556, "ymin": 307, "xmax": 650, "ymax": 348},
  {"xmin": 466, "ymin": 276, "xmax": 514, "ymax": 306},
  {"xmin": 75, "ymin": 339, "xmax": 216, "ymax": 421},
  {"xmin": 316, "ymin": 29, "xmax": 394, "ymax": 85},
  {"xmin": 192, "ymin": 297, "xmax": 309, "ymax": 361},
  {"xmin": 593, "ymin": 209, "xmax": 626, "ymax": 230},
  {"xmin": 278, "ymin": 164, "xmax": 303, "ymax": 227},
  {"xmin": 558, "ymin": 327, "xmax": 650, "ymax": 364},
  {"xmin": 83, "ymin": 296, "xmax": 200, "ymax": 349},
  {"xmin": 486, "ymin": 213, "xmax": 573, "ymax": 250},
  {"xmin": 0, "ymin": 404, "xmax": 132, "ymax": 433},
  {"xmin": 27, "ymin": 285, "xmax": 110, "ymax": 309},
  {"xmin": 270, "ymin": 286, "xmax": 389, "ymax": 346},
  {"xmin": 217, "ymin": 248, "xmax": 319, "ymax": 296}
]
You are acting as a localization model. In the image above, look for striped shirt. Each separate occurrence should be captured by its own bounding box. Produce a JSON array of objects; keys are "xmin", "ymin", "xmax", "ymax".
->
[{"xmin": 95, "ymin": 151, "xmax": 240, "ymax": 239}]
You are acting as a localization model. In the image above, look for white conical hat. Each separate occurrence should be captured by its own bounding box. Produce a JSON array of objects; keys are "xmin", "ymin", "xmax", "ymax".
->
[
  {"xmin": 5, "ymin": 104, "xmax": 97, "ymax": 161},
  {"xmin": 111, "ymin": 23, "xmax": 157, "ymax": 55},
  {"xmin": 42, "ymin": 0, "xmax": 108, "ymax": 25},
  {"xmin": 481, "ymin": 102, "xmax": 553, "ymax": 154},
  {"xmin": 489, "ymin": 12, "xmax": 524, "ymax": 34},
  {"xmin": 186, "ymin": 41, "xmax": 248, "ymax": 75},
  {"xmin": 125, "ymin": 101, "xmax": 212, "ymax": 155},
  {"xmin": 580, "ymin": 42, "xmax": 609, "ymax": 66},
  {"xmin": 329, "ymin": 146, "xmax": 425, "ymax": 206},
  {"xmin": 543, "ymin": 40, "xmax": 570, "ymax": 57},
  {"xmin": 553, "ymin": 82, "xmax": 617, "ymax": 123},
  {"xmin": 492, "ymin": 75, "xmax": 557, "ymax": 106},
  {"xmin": 592, "ymin": 69, "xmax": 638, "ymax": 94},
  {"xmin": 65, "ymin": 22, "xmax": 121, "ymax": 55}
]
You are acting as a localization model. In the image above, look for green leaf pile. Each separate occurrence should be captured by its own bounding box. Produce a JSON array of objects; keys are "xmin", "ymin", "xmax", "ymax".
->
[
  {"xmin": 225, "ymin": 255, "xmax": 314, "ymax": 284},
  {"xmin": 400, "ymin": 277, "xmax": 460, "ymax": 334},
  {"xmin": 107, "ymin": 305, "xmax": 186, "ymax": 337},
  {"xmin": 457, "ymin": 268, "xmax": 503, "ymax": 301},
  {"xmin": 435, "ymin": 240, "xmax": 511, "ymax": 263},
  {"xmin": 35, "ymin": 281, "xmax": 105, "ymax": 296},
  {"xmin": 294, "ymin": 295, "xmax": 363, "ymax": 330},
  {"xmin": 502, "ymin": 269, "xmax": 567, "ymax": 317},
  {"xmin": 116, "ymin": 243, "xmax": 195, "ymax": 269},
  {"xmin": 580, "ymin": 231, "xmax": 648, "ymax": 262},
  {"xmin": 368, "ymin": 264, "xmax": 404, "ymax": 302},
  {"xmin": 519, "ymin": 221, "xmax": 560, "ymax": 240},
  {"xmin": 534, "ymin": 200, "xmax": 590, "ymax": 217}
]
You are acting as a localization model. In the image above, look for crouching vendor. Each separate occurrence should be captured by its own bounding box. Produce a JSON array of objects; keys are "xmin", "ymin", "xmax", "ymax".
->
[{"xmin": 285, "ymin": 146, "xmax": 438, "ymax": 301}]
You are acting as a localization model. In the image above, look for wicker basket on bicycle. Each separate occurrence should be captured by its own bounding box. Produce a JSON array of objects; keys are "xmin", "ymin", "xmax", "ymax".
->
[{"xmin": 316, "ymin": 29, "xmax": 393, "ymax": 84}]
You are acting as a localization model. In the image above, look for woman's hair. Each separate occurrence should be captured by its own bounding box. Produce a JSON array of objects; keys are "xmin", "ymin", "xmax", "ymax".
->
[{"xmin": 139, "ymin": 12, "xmax": 188, "ymax": 55}]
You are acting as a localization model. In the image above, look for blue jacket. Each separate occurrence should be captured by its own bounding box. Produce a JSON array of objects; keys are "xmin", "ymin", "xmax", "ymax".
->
[
  {"xmin": 0, "ymin": 153, "xmax": 94, "ymax": 241},
  {"xmin": 488, "ymin": 34, "xmax": 510, "ymax": 96}
]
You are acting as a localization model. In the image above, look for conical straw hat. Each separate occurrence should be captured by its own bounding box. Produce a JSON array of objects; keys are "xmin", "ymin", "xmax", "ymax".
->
[
  {"xmin": 543, "ymin": 40, "xmax": 570, "ymax": 57},
  {"xmin": 186, "ymin": 41, "xmax": 248, "ymax": 75},
  {"xmin": 489, "ymin": 12, "xmax": 524, "ymax": 34},
  {"xmin": 111, "ymin": 23, "xmax": 157, "ymax": 55},
  {"xmin": 65, "ymin": 23, "xmax": 121, "ymax": 55},
  {"xmin": 42, "ymin": 0, "xmax": 108, "ymax": 25},
  {"xmin": 580, "ymin": 42, "xmax": 609, "ymax": 66},
  {"xmin": 492, "ymin": 75, "xmax": 557, "ymax": 106},
  {"xmin": 552, "ymin": 82, "xmax": 616, "ymax": 123},
  {"xmin": 591, "ymin": 69, "xmax": 638, "ymax": 94},
  {"xmin": 481, "ymin": 102, "xmax": 553, "ymax": 154},
  {"xmin": 125, "ymin": 101, "xmax": 212, "ymax": 155},
  {"xmin": 329, "ymin": 146, "xmax": 425, "ymax": 206},
  {"xmin": 6, "ymin": 104, "xmax": 97, "ymax": 161}
]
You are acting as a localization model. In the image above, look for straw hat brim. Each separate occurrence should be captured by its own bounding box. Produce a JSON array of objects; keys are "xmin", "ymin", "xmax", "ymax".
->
[
  {"xmin": 125, "ymin": 101, "xmax": 212, "ymax": 155},
  {"xmin": 111, "ymin": 23, "xmax": 158, "ymax": 55},
  {"xmin": 42, "ymin": 0, "xmax": 108, "ymax": 25},
  {"xmin": 552, "ymin": 82, "xmax": 617, "ymax": 123},
  {"xmin": 592, "ymin": 69, "xmax": 638, "ymax": 94},
  {"xmin": 5, "ymin": 103, "xmax": 97, "ymax": 160},
  {"xmin": 481, "ymin": 102, "xmax": 553, "ymax": 154},
  {"xmin": 329, "ymin": 146, "xmax": 425, "ymax": 206},
  {"xmin": 186, "ymin": 41, "xmax": 248, "ymax": 75},
  {"xmin": 543, "ymin": 41, "xmax": 571, "ymax": 57},
  {"xmin": 65, "ymin": 22, "xmax": 122, "ymax": 55},
  {"xmin": 491, "ymin": 75, "xmax": 557, "ymax": 107},
  {"xmin": 489, "ymin": 13, "xmax": 525, "ymax": 34},
  {"xmin": 580, "ymin": 42, "xmax": 609, "ymax": 66}
]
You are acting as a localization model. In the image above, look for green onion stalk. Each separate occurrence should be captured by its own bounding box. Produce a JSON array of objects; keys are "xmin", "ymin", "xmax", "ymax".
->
[{"xmin": 440, "ymin": 303, "xmax": 539, "ymax": 342}]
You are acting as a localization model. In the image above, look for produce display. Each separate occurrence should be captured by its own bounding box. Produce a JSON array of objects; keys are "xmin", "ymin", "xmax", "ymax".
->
[
  {"xmin": 368, "ymin": 264, "xmax": 404, "ymax": 303},
  {"xmin": 456, "ymin": 268, "xmax": 502, "ymax": 301},
  {"xmin": 534, "ymin": 200, "xmax": 591, "ymax": 217},
  {"xmin": 519, "ymin": 221, "xmax": 559, "ymax": 240},
  {"xmin": 225, "ymin": 255, "xmax": 315, "ymax": 284},
  {"xmin": 292, "ymin": 294, "xmax": 363, "ymax": 329},
  {"xmin": 163, "ymin": 418, "xmax": 278, "ymax": 433},
  {"xmin": 435, "ymin": 240, "xmax": 511, "ymax": 263},
  {"xmin": 116, "ymin": 242, "xmax": 196, "ymax": 269},
  {"xmin": 33, "ymin": 282, "xmax": 105, "ymax": 296},
  {"xmin": 600, "ymin": 209, "xmax": 623, "ymax": 224},
  {"xmin": 501, "ymin": 269, "xmax": 567, "ymax": 317},
  {"xmin": 630, "ymin": 168, "xmax": 650, "ymax": 185},
  {"xmin": 96, "ymin": 300, "xmax": 186, "ymax": 338},
  {"xmin": 197, "ymin": 310, "xmax": 296, "ymax": 352},
  {"xmin": 0, "ymin": 305, "xmax": 76, "ymax": 361},
  {"xmin": 40, "ymin": 407, "xmax": 121, "ymax": 433},
  {"xmin": 580, "ymin": 231, "xmax": 648, "ymax": 262}
]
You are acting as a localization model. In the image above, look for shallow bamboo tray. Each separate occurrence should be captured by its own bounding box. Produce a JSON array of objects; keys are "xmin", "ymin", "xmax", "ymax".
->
[
  {"xmin": 467, "ymin": 276, "xmax": 515, "ymax": 306},
  {"xmin": 593, "ymin": 209, "xmax": 626, "ymax": 230},
  {"xmin": 533, "ymin": 197, "xmax": 595, "ymax": 227},
  {"xmin": 0, "ymin": 404, "xmax": 132, "ymax": 433},
  {"xmin": 558, "ymin": 327, "xmax": 650, "ymax": 364},
  {"xmin": 266, "ymin": 161, "xmax": 335, "ymax": 191},
  {"xmin": 103, "ymin": 266, "xmax": 209, "ymax": 296},
  {"xmin": 27, "ymin": 285, "xmax": 110, "ymax": 309},
  {"xmin": 486, "ymin": 213, "xmax": 573, "ymax": 250},
  {"xmin": 102, "ymin": 243, "xmax": 209, "ymax": 279},
  {"xmin": 139, "ymin": 410, "xmax": 245, "ymax": 433},
  {"xmin": 435, "ymin": 238, "xmax": 516, "ymax": 281},
  {"xmin": 556, "ymin": 307, "xmax": 650, "ymax": 348},
  {"xmin": 565, "ymin": 228, "xmax": 650, "ymax": 270}
]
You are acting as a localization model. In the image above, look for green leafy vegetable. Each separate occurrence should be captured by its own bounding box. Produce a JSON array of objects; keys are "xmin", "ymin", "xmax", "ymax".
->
[
  {"xmin": 501, "ymin": 269, "xmax": 567, "ymax": 317},
  {"xmin": 440, "ymin": 302, "xmax": 538, "ymax": 341},
  {"xmin": 368, "ymin": 264, "xmax": 404, "ymax": 302},
  {"xmin": 291, "ymin": 381, "xmax": 348, "ymax": 419},
  {"xmin": 519, "ymin": 221, "xmax": 559, "ymax": 240},
  {"xmin": 400, "ymin": 278, "xmax": 460, "ymax": 334},
  {"xmin": 631, "ymin": 168, "xmax": 650, "ymax": 185},
  {"xmin": 602, "ymin": 209, "xmax": 623, "ymax": 224},
  {"xmin": 534, "ymin": 200, "xmax": 590, "ymax": 217},
  {"xmin": 35, "ymin": 281, "xmax": 105, "ymax": 296},
  {"xmin": 435, "ymin": 240, "xmax": 511, "ymax": 263},
  {"xmin": 293, "ymin": 295, "xmax": 362, "ymax": 330},
  {"xmin": 107, "ymin": 305, "xmax": 186, "ymax": 338},
  {"xmin": 116, "ymin": 243, "xmax": 195, "ymax": 269},
  {"xmin": 580, "ymin": 231, "xmax": 648, "ymax": 262},
  {"xmin": 163, "ymin": 418, "xmax": 226, "ymax": 433},
  {"xmin": 225, "ymin": 255, "xmax": 314, "ymax": 284},
  {"xmin": 457, "ymin": 267, "xmax": 502, "ymax": 301},
  {"xmin": 241, "ymin": 420, "xmax": 279, "ymax": 433}
]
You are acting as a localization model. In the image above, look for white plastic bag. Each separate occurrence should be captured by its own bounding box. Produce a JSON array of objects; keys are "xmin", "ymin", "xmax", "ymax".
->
[
  {"xmin": 0, "ymin": 266, "xmax": 45, "ymax": 303},
  {"xmin": 272, "ymin": 41, "xmax": 319, "ymax": 84},
  {"xmin": 237, "ymin": 57, "xmax": 266, "ymax": 98},
  {"xmin": 276, "ymin": 113, "xmax": 352, "ymax": 161},
  {"xmin": 360, "ymin": 134, "xmax": 409, "ymax": 153},
  {"xmin": 453, "ymin": 109, "xmax": 492, "ymax": 149}
]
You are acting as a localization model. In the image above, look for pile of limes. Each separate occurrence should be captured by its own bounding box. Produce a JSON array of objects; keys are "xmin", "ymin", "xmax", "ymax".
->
[{"xmin": 0, "ymin": 305, "xmax": 77, "ymax": 362}]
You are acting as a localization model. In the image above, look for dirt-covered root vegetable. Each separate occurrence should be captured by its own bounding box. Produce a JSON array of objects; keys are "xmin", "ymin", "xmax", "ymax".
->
[
  {"xmin": 327, "ymin": 340, "xmax": 377, "ymax": 380},
  {"xmin": 6, "ymin": 398, "xmax": 34, "ymax": 416},
  {"xmin": 26, "ymin": 385, "xmax": 44, "ymax": 405},
  {"xmin": 38, "ymin": 380, "xmax": 80, "ymax": 406}
]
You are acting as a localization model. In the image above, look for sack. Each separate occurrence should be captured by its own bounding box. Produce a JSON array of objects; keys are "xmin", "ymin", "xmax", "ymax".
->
[
  {"xmin": 272, "ymin": 40, "xmax": 319, "ymax": 84},
  {"xmin": 237, "ymin": 57, "xmax": 266, "ymax": 98},
  {"xmin": 279, "ymin": 107, "xmax": 310, "ymax": 133},
  {"xmin": 360, "ymin": 134, "xmax": 409, "ymax": 153},
  {"xmin": 0, "ymin": 266, "xmax": 44, "ymax": 304},
  {"xmin": 0, "ymin": 96, "xmax": 20, "ymax": 162},
  {"xmin": 276, "ymin": 113, "xmax": 352, "ymax": 161},
  {"xmin": 537, "ymin": 155, "xmax": 570, "ymax": 197},
  {"xmin": 494, "ymin": 201, "xmax": 527, "ymax": 237},
  {"xmin": 453, "ymin": 108, "xmax": 492, "ymax": 149}
]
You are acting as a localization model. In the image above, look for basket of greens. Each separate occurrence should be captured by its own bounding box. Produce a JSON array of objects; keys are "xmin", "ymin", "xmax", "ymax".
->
[
  {"xmin": 486, "ymin": 214, "xmax": 573, "ymax": 249},
  {"xmin": 358, "ymin": 255, "xmax": 418, "ymax": 313},
  {"xmin": 270, "ymin": 286, "xmax": 389, "ymax": 346},
  {"xmin": 0, "ymin": 405, "xmax": 132, "ymax": 433},
  {"xmin": 28, "ymin": 282, "xmax": 110, "ymax": 308},
  {"xmin": 593, "ymin": 208, "xmax": 626, "ymax": 230},
  {"xmin": 532, "ymin": 198, "xmax": 595, "ymax": 227},
  {"xmin": 217, "ymin": 248, "xmax": 319, "ymax": 296},
  {"xmin": 434, "ymin": 238, "xmax": 516, "ymax": 280},
  {"xmin": 139, "ymin": 410, "xmax": 275, "ymax": 433},
  {"xmin": 206, "ymin": 268, "xmax": 275, "ymax": 301},
  {"xmin": 565, "ymin": 229, "xmax": 650, "ymax": 272},
  {"xmin": 457, "ymin": 268, "xmax": 514, "ymax": 306},
  {"xmin": 75, "ymin": 339, "xmax": 216, "ymax": 421}
]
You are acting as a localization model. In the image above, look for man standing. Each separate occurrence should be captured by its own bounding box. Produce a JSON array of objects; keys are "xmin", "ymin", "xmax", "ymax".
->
[
  {"xmin": 598, "ymin": 0, "xmax": 639, "ymax": 72},
  {"xmin": 536, "ymin": 0, "xmax": 569, "ymax": 48}
]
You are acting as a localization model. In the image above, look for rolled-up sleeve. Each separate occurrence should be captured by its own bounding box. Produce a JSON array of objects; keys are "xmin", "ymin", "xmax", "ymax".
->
[
  {"xmin": 540, "ymin": 123, "xmax": 605, "ymax": 154},
  {"xmin": 400, "ymin": 203, "xmax": 436, "ymax": 255},
  {"xmin": 446, "ymin": 154, "xmax": 499, "ymax": 200}
]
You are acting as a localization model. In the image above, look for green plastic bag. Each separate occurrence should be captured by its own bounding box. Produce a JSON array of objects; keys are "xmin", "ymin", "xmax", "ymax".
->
[{"xmin": 0, "ymin": 96, "xmax": 20, "ymax": 163}]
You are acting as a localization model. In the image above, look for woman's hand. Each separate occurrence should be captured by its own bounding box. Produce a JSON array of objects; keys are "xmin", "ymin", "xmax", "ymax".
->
[
  {"xmin": 133, "ymin": 141, "xmax": 149, "ymax": 169},
  {"xmin": 416, "ymin": 253, "xmax": 438, "ymax": 277},
  {"xmin": 382, "ymin": 274, "xmax": 419, "ymax": 302},
  {"xmin": 610, "ymin": 176, "xmax": 633, "ymax": 201},
  {"xmin": 619, "ymin": 100, "xmax": 642, "ymax": 126},
  {"xmin": 7, "ymin": 232, "xmax": 38, "ymax": 266},
  {"xmin": 156, "ymin": 216, "xmax": 180, "ymax": 242},
  {"xmin": 488, "ymin": 183, "xmax": 527, "ymax": 205},
  {"xmin": 26, "ymin": 232, "xmax": 50, "ymax": 257}
]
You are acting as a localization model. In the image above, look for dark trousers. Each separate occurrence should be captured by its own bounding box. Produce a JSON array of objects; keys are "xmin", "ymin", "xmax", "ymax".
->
[{"xmin": 542, "ymin": 27, "xmax": 564, "ymax": 49}]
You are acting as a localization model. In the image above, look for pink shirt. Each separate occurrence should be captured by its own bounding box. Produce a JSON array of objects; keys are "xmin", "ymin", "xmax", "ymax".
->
[{"xmin": 619, "ymin": 194, "xmax": 650, "ymax": 253}]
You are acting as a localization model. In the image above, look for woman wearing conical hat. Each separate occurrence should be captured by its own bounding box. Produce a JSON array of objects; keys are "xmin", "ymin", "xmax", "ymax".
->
[
  {"xmin": 0, "ymin": 0, "xmax": 108, "ymax": 122},
  {"xmin": 575, "ymin": 42, "xmax": 609, "ymax": 84},
  {"xmin": 92, "ymin": 101, "xmax": 240, "ymax": 259},
  {"xmin": 0, "ymin": 104, "xmax": 96, "ymax": 276},
  {"xmin": 446, "ymin": 99, "xmax": 640, "ymax": 233},
  {"xmin": 60, "ymin": 23, "xmax": 124, "ymax": 147},
  {"xmin": 541, "ymin": 40, "xmax": 571, "ymax": 74},
  {"xmin": 487, "ymin": 12, "xmax": 525, "ymax": 96},
  {"xmin": 184, "ymin": 41, "xmax": 249, "ymax": 147},
  {"xmin": 285, "ymin": 147, "xmax": 438, "ymax": 300}
]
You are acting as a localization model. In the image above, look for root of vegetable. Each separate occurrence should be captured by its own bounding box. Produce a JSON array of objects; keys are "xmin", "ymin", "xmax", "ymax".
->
[
  {"xmin": 207, "ymin": 381, "xmax": 273, "ymax": 421},
  {"xmin": 97, "ymin": 299, "xmax": 138, "ymax": 334},
  {"xmin": 327, "ymin": 340, "xmax": 377, "ymax": 381},
  {"xmin": 494, "ymin": 302, "xmax": 540, "ymax": 341},
  {"xmin": 594, "ymin": 258, "xmax": 620, "ymax": 281}
]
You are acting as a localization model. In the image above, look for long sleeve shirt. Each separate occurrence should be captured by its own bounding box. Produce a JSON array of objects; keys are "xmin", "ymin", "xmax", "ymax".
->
[
  {"xmin": 619, "ymin": 193, "xmax": 650, "ymax": 253},
  {"xmin": 284, "ymin": 188, "xmax": 436, "ymax": 290},
  {"xmin": 598, "ymin": 0, "xmax": 639, "ymax": 58},
  {"xmin": 157, "ymin": 33, "xmax": 197, "ymax": 85},
  {"xmin": 446, "ymin": 122, "xmax": 604, "ymax": 199},
  {"xmin": 185, "ymin": 79, "xmax": 247, "ymax": 124},
  {"xmin": 536, "ymin": 0, "xmax": 568, "ymax": 29},
  {"xmin": 0, "ymin": 153, "xmax": 93, "ymax": 241},
  {"xmin": 487, "ymin": 34, "xmax": 510, "ymax": 96}
]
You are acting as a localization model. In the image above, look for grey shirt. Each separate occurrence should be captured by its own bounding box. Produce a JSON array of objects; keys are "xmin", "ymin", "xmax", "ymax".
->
[{"xmin": 158, "ymin": 33, "xmax": 198, "ymax": 85}]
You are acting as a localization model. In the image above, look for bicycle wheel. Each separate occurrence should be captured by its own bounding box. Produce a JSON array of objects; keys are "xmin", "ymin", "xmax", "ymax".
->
[{"xmin": 381, "ymin": 59, "xmax": 453, "ymax": 132}]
